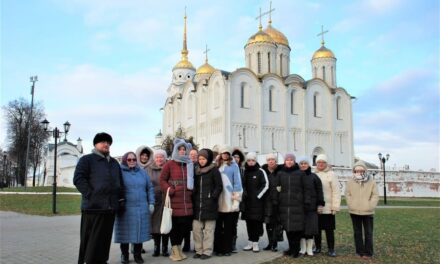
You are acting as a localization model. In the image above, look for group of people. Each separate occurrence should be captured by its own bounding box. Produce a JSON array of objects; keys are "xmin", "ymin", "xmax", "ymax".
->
[{"xmin": 74, "ymin": 132, "xmax": 379, "ymax": 264}]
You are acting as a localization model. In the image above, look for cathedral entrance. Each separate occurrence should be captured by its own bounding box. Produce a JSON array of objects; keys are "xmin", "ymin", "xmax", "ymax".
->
[{"xmin": 312, "ymin": 147, "xmax": 324, "ymax": 166}]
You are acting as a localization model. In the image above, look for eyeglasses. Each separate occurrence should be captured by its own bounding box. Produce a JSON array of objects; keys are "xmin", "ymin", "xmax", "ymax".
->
[{"xmin": 127, "ymin": 158, "xmax": 137, "ymax": 162}]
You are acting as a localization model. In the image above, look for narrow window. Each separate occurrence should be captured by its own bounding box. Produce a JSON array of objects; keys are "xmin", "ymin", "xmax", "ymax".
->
[
  {"xmin": 243, "ymin": 127, "xmax": 247, "ymax": 148},
  {"xmin": 293, "ymin": 131, "xmax": 297, "ymax": 151},
  {"xmin": 271, "ymin": 132, "xmax": 275, "ymax": 150},
  {"xmin": 331, "ymin": 66, "xmax": 334, "ymax": 86},
  {"xmin": 280, "ymin": 54, "xmax": 283, "ymax": 75},
  {"xmin": 314, "ymin": 67, "xmax": 317, "ymax": 78},
  {"xmin": 313, "ymin": 94, "xmax": 317, "ymax": 117},
  {"xmin": 240, "ymin": 83, "xmax": 245, "ymax": 108},
  {"xmin": 290, "ymin": 90, "xmax": 295, "ymax": 114},
  {"xmin": 257, "ymin": 52, "xmax": 261, "ymax": 74},
  {"xmin": 269, "ymin": 88, "xmax": 273, "ymax": 111},
  {"xmin": 339, "ymin": 134, "xmax": 343, "ymax": 153},
  {"xmin": 322, "ymin": 66, "xmax": 326, "ymax": 81},
  {"xmin": 268, "ymin": 52, "xmax": 271, "ymax": 73},
  {"xmin": 249, "ymin": 53, "xmax": 252, "ymax": 68},
  {"xmin": 336, "ymin": 97, "xmax": 341, "ymax": 120}
]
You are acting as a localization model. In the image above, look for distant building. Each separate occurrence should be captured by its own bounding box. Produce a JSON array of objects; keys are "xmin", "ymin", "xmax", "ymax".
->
[{"xmin": 43, "ymin": 138, "xmax": 83, "ymax": 187}]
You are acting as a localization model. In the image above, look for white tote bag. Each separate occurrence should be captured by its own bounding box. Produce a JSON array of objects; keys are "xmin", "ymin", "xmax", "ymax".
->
[{"xmin": 160, "ymin": 187, "xmax": 173, "ymax": 234}]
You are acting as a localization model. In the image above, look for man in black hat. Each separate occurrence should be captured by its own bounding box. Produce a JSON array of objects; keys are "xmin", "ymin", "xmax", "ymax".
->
[{"xmin": 74, "ymin": 132, "xmax": 125, "ymax": 264}]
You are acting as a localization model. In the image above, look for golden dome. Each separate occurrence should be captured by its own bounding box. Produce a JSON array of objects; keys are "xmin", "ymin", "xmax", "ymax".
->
[
  {"xmin": 264, "ymin": 24, "xmax": 289, "ymax": 47},
  {"xmin": 173, "ymin": 59, "xmax": 195, "ymax": 70},
  {"xmin": 246, "ymin": 29, "xmax": 275, "ymax": 46},
  {"xmin": 312, "ymin": 45, "xmax": 336, "ymax": 59},
  {"xmin": 196, "ymin": 62, "xmax": 215, "ymax": 75}
]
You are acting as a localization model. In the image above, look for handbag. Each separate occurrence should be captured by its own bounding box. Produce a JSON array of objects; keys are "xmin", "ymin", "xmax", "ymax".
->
[{"xmin": 160, "ymin": 187, "xmax": 173, "ymax": 234}]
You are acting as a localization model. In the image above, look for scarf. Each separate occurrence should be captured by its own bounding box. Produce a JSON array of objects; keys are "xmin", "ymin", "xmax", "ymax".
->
[
  {"xmin": 196, "ymin": 163, "xmax": 217, "ymax": 175},
  {"xmin": 92, "ymin": 148, "xmax": 110, "ymax": 162},
  {"xmin": 172, "ymin": 150, "xmax": 194, "ymax": 190},
  {"xmin": 353, "ymin": 172, "xmax": 369, "ymax": 183}
]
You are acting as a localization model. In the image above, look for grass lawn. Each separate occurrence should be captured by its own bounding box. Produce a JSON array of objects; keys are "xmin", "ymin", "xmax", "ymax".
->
[
  {"xmin": 0, "ymin": 194, "xmax": 81, "ymax": 216},
  {"xmin": 267, "ymin": 208, "xmax": 440, "ymax": 264},
  {"xmin": 0, "ymin": 186, "xmax": 79, "ymax": 193}
]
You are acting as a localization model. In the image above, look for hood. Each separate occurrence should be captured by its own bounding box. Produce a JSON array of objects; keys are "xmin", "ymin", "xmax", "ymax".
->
[
  {"xmin": 136, "ymin": 145, "xmax": 154, "ymax": 169},
  {"xmin": 231, "ymin": 147, "xmax": 245, "ymax": 167}
]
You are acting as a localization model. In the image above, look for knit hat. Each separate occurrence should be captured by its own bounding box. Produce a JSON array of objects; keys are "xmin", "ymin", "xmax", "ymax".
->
[
  {"xmin": 316, "ymin": 154, "xmax": 328, "ymax": 163},
  {"xmin": 153, "ymin": 149, "xmax": 168, "ymax": 159},
  {"xmin": 219, "ymin": 145, "xmax": 232, "ymax": 155},
  {"xmin": 284, "ymin": 152, "xmax": 296, "ymax": 161},
  {"xmin": 245, "ymin": 152, "xmax": 257, "ymax": 161},
  {"xmin": 93, "ymin": 132, "xmax": 113, "ymax": 145},
  {"xmin": 266, "ymin": 153, "xmax": 277, "ymax": 161},
  {"xmin": 353, "ymin": 160, "xmax": 368, "ymax": 172},
  {"xmin": 297, "ymin": 156, "xmax": 310, "ymax": 164},
  {"xmin": 198, "ymin": 148, "xmax": 214, "ymax": 165}
]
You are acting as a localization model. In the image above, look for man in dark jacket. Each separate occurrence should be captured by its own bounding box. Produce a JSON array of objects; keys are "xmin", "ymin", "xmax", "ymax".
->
[{"xmin": 74, "ymin": 132, "xmax": 125, "ymax": 264}]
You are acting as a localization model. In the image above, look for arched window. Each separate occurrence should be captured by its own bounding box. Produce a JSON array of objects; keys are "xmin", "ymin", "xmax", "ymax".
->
[
  {"xmin": 243, "ymin": 127, "xmax": 247, "ymax": 148},
  {"xmin": 248, "ymin": 53, "xmax": 252, "ymax": 68},
  {"xmin": 314, "ymin": 67, "xmax": 317, "ymax": 78},
  {"xmin": 279, "ymin": 54, "xmax": 283, "ymax": 75},
  {"xmin": 331, "ymin": 66, "xmax": 334, "ymax": 86},
  {"xmin": 268, "ymin": 52, "xmax": 271, "ymax": 73},
  {"xmin": 240, "ymin": 83, "xmax": 245, "ymax": 108},
  {"xmin": 322, "ymin": 66, "xmax": 326, "ymax": 81},
  {"xmin": 336, "ymin": 96, "xmax": 342, "ymax": 120},
  {"xmin": 257, "ymin": 52, "xmax": 261, "ymax": 74},
  {"xmin": 313, "ymin": 92, "xmax": 320, "ymax": 117},
  {"xmin": 269, "ymin": 88, "xmax": 273, "ymax": 111},
  {"xmin": 240, "ymin": 83, "xmax": 250, "ymax": 108},
  {"xmin": 290, "ymin": 90, "xmax": 295, "ymax": 114}
]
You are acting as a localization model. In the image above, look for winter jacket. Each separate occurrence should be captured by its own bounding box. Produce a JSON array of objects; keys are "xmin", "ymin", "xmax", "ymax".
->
[
  {"xmin": 218, "ymin": 161, "xmax": 243, "ymax": 213},
  {"xmin": 345, "ymin": 177, "xmax": 379, "ymax": 215},
  {"xmin": 160, "ymin": 160, "xmax": 193, "ymax": 217},
  {"xmin": 146, "ymin": 162, "xmax": 164, "ymax": 234},
  {"xmin": 303, "ymin": 166, "xmax": 325, "ymax": 211},
  {"xmin": 315, "ymin": 167, "xmax": 341, "ymax": 214},
  {"xmin": 241, "ymin": 163, "xmax": 269, "ymax": 221},
  {"xmin": 74, "ymin": 152, "xmax": 125, "ymax": 212},
  {"xmin": 193, "ymin": 164, "xmax": 223, "ymax": 221},
  {"xmin": 262, "ymin": 163, "xmax": 282, "ymax": 223},
  {"xmin": 276, "ymin": 164, "xmax": 312, "ymax": 232},
  {"xmin": 114, "ymin": 164, "xmax": 155, "ymax": 243}
]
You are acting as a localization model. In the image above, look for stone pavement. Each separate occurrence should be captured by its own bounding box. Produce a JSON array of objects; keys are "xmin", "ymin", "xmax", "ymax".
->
[{"xmin": 0, "ymin": 211, "xmax": 287, "ymax": 264}]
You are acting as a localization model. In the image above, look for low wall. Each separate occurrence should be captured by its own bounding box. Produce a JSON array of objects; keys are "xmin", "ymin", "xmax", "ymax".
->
[{"xmin": 334, "ymin": 168, "xmax": 440, "ymax": 198}]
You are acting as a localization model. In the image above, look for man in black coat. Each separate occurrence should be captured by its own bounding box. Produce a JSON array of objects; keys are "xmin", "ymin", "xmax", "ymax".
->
[{"xmin": 74, "ymin": 132, "xmax": 125, "ymax": 264}]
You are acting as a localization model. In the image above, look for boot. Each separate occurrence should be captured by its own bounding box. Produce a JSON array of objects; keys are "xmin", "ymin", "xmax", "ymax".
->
[
  {"xmin": 133, "ymin": 244, "xmax": 144, "ymax": 263},
  {"xmin": 133, "ymin": 254, "xmax": 144, "ymax": 264},
  {"xmin": 231, "ymin": 236, "xmax": 238, "ymax": 253},
  {"xmin": 120, "ymin": 243, "xmax": 129, "ymax": 264},
  {"xmin": 169, "ymin": 245, "xmax": 182, "ymax": 261},
  {"xmin": 252, "ymin": 242, "xmax": 260, "ymax": 252},
  {"xmin": 120, "ymin": 254, "xmax": 129, "ymax": 264},
  {"xmin": 306, "ymin": 239, "xmax": 314, "ymax": 256},
  {"xmin": 272, "ymin": 241, "xmax": 278, "ymax": 252},
  {"xmin": 299, "ymin": 238, "xmax": 306, "ymax": 255},
  {"xmin": 152, "ymin": 235, "xmax": 161, "ymax": 257},
  {"xmin": 177, "ymin": 245, "xmax": 187, "ymax": 260},
  {"xmin": 243, "ymin": 241, "xmax": 253, "ymax": 251},
  {"xmin": 162, "ymin": 235, "xmax": 170, "ymax": 257},
  {"xmin": 263, "ymin": 242, "xmax": 272, "ymax": 251}
]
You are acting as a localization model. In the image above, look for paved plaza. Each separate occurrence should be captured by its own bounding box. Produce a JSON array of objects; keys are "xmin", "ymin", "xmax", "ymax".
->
[{"xmin": 0, "ymin": 211, "xmax": 286, "ymax": 264}]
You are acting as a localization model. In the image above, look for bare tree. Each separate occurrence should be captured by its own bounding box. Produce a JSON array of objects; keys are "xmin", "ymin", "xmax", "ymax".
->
[
  {"xmin": 161, "ymin": 127, "xmax": 198, "ymax": 158},
  {"xmin": 2, "ymin": 98, "xmax": 49, "ymax": 186}
]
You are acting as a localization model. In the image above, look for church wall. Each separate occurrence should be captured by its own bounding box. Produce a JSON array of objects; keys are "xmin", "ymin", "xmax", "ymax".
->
[{"xmin": 245, "ymin": 44, "xmax": 277, "ymax": 76}]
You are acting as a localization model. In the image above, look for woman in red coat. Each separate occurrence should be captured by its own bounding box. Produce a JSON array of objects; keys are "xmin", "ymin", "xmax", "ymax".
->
[{"xmin": 160, "ymin": 138, "xmax": 194, "ymax": 261}]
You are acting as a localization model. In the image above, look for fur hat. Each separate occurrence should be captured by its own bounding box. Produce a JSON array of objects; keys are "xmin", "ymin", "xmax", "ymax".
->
[
  {"xmin": 219, "ymin": 145, "xmax": 232, "ymax": 155},
  {"xmin": 153, "ymin": 149, "xmax": 168, "ymax": 159},
  {"xmin": 198, "ymin": 148, "xmax": 214, "ymax": 165},
  {"xmin": 93, "ymin": 132, "xmax": 113, "ymax": 145},
  {"xmin": 353, "ymin": 160, "xmax": 368, "ymax": 172},
  {"xmin": 297, "ymin": 156, "xmax": 310, "ymax": 164},
  {"xmin": 245, "ymin": 152, "xmax": 257, "ymax": 161},
  {"xmin": 266, "ymin": 153, "xmax": 277, "ymax": 161},
  {"xmin": 284, "ymin": 152, "xmax": 296, "ymax": 161},
  {"xmin": 316, "ymin": 154, "xmax": 328, "ymax": 163}
]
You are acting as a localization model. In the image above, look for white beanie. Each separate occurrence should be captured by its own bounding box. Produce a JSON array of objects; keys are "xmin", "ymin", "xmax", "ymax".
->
[
  {"xmin": 353, "ymin": 160, "xmax": 368, "ymax": 172},
  {"xmin": 266, "ymin": 153, "xmax": 277, "ymax": 161},
  {"xmin": 316, "ymin": 154, "xmax": 328, "ymax": 163},
  {"xmin": 153, "ymin": 149, "xmax": 168, "ymax": 159},
  {"xmin": 245, "ymin": 152, "xmax": 257, "ymax": 161},
  {"xmin": 297, "ymin": 156, "xmax": 310, "ymax": 164}
]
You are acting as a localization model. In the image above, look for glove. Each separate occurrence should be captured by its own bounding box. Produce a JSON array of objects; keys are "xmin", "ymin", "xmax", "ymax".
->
[
  {"xmin": 149, "ymin": 204, "xmax": 155, "ymax": 214},
  {"xmin": 317, "ymin": 206, "xmax": 324, "ymax": 214},
  {"xmin": 118, "ymin": 199, "xmax": 126, "ymax": 216},
  {"xmin": 276, "ymin": 186, "xmax": 281, "ymax": 192}
]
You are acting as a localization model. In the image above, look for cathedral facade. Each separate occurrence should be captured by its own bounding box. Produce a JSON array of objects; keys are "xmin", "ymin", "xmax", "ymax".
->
[{"xmin": 162, "ymin": 12, "xmax": 354, "ymax": 167}]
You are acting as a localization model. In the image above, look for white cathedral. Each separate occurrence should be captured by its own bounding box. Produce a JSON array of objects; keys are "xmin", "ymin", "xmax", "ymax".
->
[{"xmin": 161, "ymin": 10, "xmax": 354, "ymax": 167}]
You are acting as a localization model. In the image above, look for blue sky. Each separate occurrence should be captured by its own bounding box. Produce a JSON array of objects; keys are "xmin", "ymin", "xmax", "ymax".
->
[{"xmin": 1, "ymin": 0, "xmax": 439, "ymax": 171}]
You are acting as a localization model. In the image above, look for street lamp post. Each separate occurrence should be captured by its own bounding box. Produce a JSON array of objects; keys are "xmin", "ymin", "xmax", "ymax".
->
[
  {"xmin": 24, "ymin": 76, "xmax": 38, "ymax": 188},
  {"xmin": 378, "ymin": 153, "xmax": 390, "ymax": 205},
  {"xmin": 41, "ymin": 119, "xmax": 71, "ymax": 214}
]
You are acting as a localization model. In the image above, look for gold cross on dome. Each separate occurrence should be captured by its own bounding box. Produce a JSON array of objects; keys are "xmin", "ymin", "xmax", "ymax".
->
[
  {"xmin": 203, "ymin": 44, "xmax": 210, "ymax": 62},
  {"xmin": 255, "ymin": 6, "xmax": 274, "ymax": 30},
  {"xmin": 317, "ymin": 25, "xmax": 329, "ymax": 46}
]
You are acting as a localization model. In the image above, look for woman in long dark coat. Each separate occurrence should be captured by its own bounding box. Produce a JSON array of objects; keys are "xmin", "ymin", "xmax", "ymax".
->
[
  {"xmin": 241, "ymin": 152, "xmax": 269, "ymax": 252},
  {"xmin": 145, "ymin": 149, "xmax": 169, "ymax": 257},
  {"xmin": 298, "ymin": 156, "xmax": 325, "ymax": 256},
  {"xmin": 276, "ymin": 153, "xmax": 312, "ymax": 258}
]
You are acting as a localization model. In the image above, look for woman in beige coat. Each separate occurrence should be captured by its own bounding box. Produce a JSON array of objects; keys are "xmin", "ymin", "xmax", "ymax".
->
[
  {"xmin": 345, "ymin": 160, "xmax": 379, "ymax": 260},
  {"xmin": 313, "ymin": 154, "xmax": 340, "ymax": 257}
]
